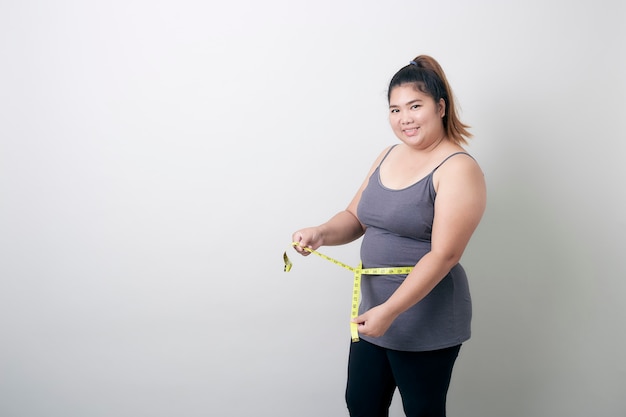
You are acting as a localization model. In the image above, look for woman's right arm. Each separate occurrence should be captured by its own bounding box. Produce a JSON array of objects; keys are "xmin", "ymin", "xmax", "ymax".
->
[{"xmin": 291, "ymin": 146, "xmax": 391, "ymax": 255}]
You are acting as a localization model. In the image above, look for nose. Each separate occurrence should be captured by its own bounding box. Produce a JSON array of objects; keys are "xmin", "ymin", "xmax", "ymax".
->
[{"xmin": 400, "ymin": 111, "xmax": 413, "ymax": 124}]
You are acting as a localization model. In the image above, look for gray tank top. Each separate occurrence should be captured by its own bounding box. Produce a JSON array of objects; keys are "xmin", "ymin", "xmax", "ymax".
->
[{"xmin": 356, "ymin": 146, "xmax": 472, "ymax": 351}]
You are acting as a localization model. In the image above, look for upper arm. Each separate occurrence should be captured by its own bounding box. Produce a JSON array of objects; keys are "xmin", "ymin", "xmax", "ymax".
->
[{"xmin": 431, "ymin": 155, "xmax": 487, "ymax": 263}]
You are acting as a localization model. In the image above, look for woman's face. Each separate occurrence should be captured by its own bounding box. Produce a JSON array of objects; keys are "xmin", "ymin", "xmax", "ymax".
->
[{"xmin": 388, "ymin": 83, "xmax": 446, "ymax": 150}]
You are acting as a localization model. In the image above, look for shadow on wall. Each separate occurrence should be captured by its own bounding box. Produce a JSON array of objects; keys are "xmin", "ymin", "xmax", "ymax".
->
[{"xmin": 452, "ymin": 108, "xmax": 624, "ymax": 416}]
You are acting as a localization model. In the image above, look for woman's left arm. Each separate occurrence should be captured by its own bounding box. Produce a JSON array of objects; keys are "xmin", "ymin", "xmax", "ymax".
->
[{"xmin": 354, "ymin": 155, "xmax": 487, "ymax": 337}]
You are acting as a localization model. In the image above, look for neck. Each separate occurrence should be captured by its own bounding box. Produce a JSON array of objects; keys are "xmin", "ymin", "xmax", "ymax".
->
[{"xmin": 406, "ymin": 134, "xmax": 448, "ymax": 155}]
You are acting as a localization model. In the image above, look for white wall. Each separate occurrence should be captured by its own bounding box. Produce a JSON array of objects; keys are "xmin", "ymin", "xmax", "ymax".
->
[{"xmin": 1, "ymin": 1, "xmax": 624, "ymax": 416}]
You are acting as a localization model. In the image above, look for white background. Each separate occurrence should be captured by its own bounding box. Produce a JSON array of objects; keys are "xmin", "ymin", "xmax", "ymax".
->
[{"xmin": 1, "ymin": 1, "xmax": 625, "ymax": 416}]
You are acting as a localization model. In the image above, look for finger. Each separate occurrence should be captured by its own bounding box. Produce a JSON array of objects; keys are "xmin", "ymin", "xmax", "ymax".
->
[
  {"xmin": 291, "ymin": 235, "xmax": 305, "ymax": 253},
  {"xmin": 292, "ymin": 232, "xmax": 303, "ymax": 246},
  {"xmin": 355, "ymin": 322, "xmax": 371, "ymax": 337},
  {"xmin": 293, "ymin": 244, "xmax": 310, "ymax": 256},
  {"xmin": 293, "ymin": 238, "xmax": 314, "ymax": 255}
]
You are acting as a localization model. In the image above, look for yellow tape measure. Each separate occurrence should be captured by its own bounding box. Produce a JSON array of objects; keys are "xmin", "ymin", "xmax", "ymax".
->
[{"xmin": 283, "ymin": 242, "xmax": 413, "ymax": 342}]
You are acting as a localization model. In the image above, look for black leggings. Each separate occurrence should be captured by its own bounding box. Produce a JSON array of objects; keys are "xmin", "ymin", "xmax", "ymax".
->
[{"xmin": 345, "ymin": 340, "xmax": 461, "ymax": 417}]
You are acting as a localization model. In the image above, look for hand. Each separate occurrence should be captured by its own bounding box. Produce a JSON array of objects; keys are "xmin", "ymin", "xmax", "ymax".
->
[
  {"xmin": 352, "ymin": 304, "xmax": 397, "ymax": 338},
  {"xmin": 291, "ymin": 227, "xmax": 323, "ymax": 256}
]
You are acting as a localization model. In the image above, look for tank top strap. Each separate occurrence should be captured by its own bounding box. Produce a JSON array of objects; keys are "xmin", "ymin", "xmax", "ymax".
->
[
  {"xmin": 432, "ymin": 151, "xmax": 473, "ymax": 173},
  {"xmin": 377, "ymin": 144, "xmax": 398, "ymax": 168}
]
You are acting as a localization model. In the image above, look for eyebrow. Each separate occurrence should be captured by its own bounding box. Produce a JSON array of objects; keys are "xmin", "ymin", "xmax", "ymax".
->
[{"xmin": 389, "ymin": 99, "xmax": 423, "ymax": 108}]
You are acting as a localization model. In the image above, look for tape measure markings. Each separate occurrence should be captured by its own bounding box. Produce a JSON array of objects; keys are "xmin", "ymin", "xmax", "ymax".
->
[{"xmin": 283, "ymin": 242, "xmax": 413, "ymax": 342}]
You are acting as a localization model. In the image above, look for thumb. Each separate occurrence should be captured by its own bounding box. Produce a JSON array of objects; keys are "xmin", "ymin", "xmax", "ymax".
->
[
  {"xmin": 292, "ymin": 235, "xmax": 312, "ymax": 255},
  {"xmin": 294, "ymin": 233, "xmax": 312, "ymax": 249}
]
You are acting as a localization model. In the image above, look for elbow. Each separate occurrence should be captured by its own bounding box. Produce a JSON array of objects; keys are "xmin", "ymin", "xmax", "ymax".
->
[
  {"xmin": 346, "ymin": 209, "xmax": 366, "ymax": 238},
  {"xmin": 430, "ymin": 249, "xmax": 463, "ymax": 271}
]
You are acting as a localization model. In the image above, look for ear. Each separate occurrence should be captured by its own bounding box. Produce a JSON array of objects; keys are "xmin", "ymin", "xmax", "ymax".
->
[{"xmin": 438, "ymin": 98, "xmax": 446, "ymax": 118}]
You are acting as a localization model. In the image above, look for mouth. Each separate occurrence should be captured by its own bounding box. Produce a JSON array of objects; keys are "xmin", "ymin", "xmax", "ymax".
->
[{"xmin": 403, "ymin": 127, "xmax": 419, "ymax": 136}]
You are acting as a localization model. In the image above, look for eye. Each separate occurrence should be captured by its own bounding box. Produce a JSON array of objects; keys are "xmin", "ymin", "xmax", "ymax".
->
[
  {"xmin": 411, "ymin": 104, "xmax": 421, "ymax": 110},
  {"xmin": 390, "ymin": 108, "xmax": 399, "ymax": 114}
]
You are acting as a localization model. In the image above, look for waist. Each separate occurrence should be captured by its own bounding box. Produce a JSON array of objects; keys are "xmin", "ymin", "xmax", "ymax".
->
[{"xmin": 360, "ymin": 230, "xmax": 430, "ymax": 268}]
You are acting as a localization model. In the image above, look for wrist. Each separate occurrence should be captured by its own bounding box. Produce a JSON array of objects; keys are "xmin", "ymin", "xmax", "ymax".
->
[
  {"xmin": 315, "ymin": 225, "xmax": 328, "ymax": 247},
  {"xmin": 380, "ymin": 300, "xmax": 402, "ymax": 321}
]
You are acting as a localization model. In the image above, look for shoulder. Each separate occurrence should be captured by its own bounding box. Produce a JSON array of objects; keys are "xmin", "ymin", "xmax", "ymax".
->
[
  {"xmin": 376, "ymin": 144, "xmax": 396, "ymax": 162},
  {"xmin": 367, "ymin": 145, "xmax": 396, "ymax": 172},
  {"xmin": 433, "ymin": 150, "xmax": 485, "ymax": 190},
  {"xmin": 436, "ymin": 145, "xmax": 481, "ymax": 172}
]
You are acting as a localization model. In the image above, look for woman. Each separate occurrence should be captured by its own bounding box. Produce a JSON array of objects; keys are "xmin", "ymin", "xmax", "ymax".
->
[{"xmin": 291, "ymin": 55, "xmax": 486, "ymax": 417}]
